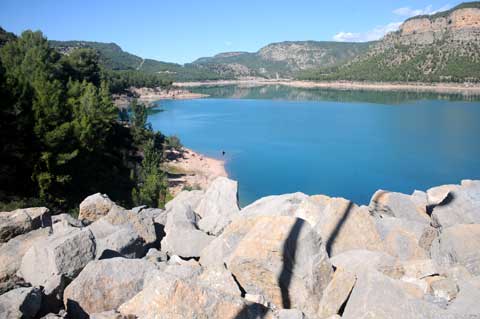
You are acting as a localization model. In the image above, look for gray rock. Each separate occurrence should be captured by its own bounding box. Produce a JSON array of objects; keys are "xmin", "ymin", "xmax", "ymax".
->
[
  {"xmin": 318, "ymin": 268, "xmax": 356, "ymax": 318},
  {"xmin": 104, "ymin": 205, "xmax": 158, "ymax": 247},
  {"xmin": 374, "ymin": 215, "xmax": 433, "ymax": 260},
  {"xmin": 162, "ymin": 228, "xmax": 214, "ymax": 258},
  {"xmin": 430, "ymin": 182, "xmax": 480, "ymax": 228},
  {"xmin": 278, "ymin": 309, "xmax": 305, "ymax": 319},
  {"xmin": 198, "ymin": 264, "xmax": 241, "ymax": 296},
  {"xmin": 431, "ymin": 224, "xmax": 480, "ymax": 275},
  {"xmin": 227, "ymin": 216, "xmax": 333, "ymax": 318},
  {"xmin": 342, "ymin": 271, "xmax": 445, "ymax": 319},
  {"xmin": 90, "ymin": 310, "xmax": 126, "ymax": 319},
  {"xmin": 118, "ymin": 271, "xmax": 273, "ymax": 319},
  {"xmin": 0, "ymin": 207, "xmax": 50, "ymax": 243},
  {"xmin": 51, "ymin": 213, "xmax": 83, "ymax": 229},
  {"xmin": 161, "ymin": 201, "xmax": 214, "ymax": 258},
  {"xmin": 165, "ymin": 189, "xmax": 204, "ymax": 212},
  {"xmin": 0, "ymin": 228, "xmax": 49, "ymax": 294},
  {"xmin": 446, "ymin": 280, "xmax": 480, "ymax": 317},
  {"xmin": 144, "ymin": 248, "xmax": 168, "ymax": 263},
  {"xmin": 370, "ymin": 190, "xmax": 430, "ymax": 223},
  {"xmin": 63, "ymin": 258, "xmax": 157, "ymax": 318},
  {"xmin": 430, "ymin": 278, "xmax": 458, "ymax": 302},
  {"xmin": 314, "ymin": 198, "xmax": 383, "ymax": 256},
  {"xmin": 240, "ymin": 192, "xmax": 309, "ymax": 218},
  {"xmin": 330, "ymin": 250, "xmax": 399, "ymax": 278},
  {"xmin": 19, "ymin": 228, "xmax": 96, "ymax": 287},
  {"xmin": 40, "ymin": 274, "xmax": 68, "ymax": 315},
  {"xmin": 0, "ymin": 287, "xmax": 42, "ymax": 319},
  {"xmin": 196, "ymin": 177, "xmax": 240, "ymax": 236},
  {"xmin": 95, "ymin": 225, "xmax": 145, "ymax": 259},
  {"xmin": 89, "ymin": 216, "xmax": 149, "ymax": 259},
  {"xmin": 199, "ymin": 216, "xmax": 264, "ymax": 267},
  {"xmin": 79, "ymin": 193, "xmax": 114, "ymax": 222}
]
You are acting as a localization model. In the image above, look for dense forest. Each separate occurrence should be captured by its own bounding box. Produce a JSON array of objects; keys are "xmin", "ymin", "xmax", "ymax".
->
[{"xmin": 0, "ymin": 29, "xmax": 176, "ymax": 213}]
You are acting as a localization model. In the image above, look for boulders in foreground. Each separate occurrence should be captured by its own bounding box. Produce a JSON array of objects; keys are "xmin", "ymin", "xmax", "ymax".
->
[
  {"xmin": 0, "ymin": 287, "xmax": 42, "ymax": 318},
  {"xmin": 63, "ymin": 258, "xmax": 156, "ymax": 318},
  {"xmin": 0, "ymin": 207, "xmax": 49, "ymax": 243},
  {"xmin": 1, "ymin": 176, "xmax": 480, "ymax": 318}
]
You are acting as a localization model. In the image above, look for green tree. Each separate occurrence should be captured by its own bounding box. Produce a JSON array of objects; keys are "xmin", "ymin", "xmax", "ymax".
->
[{"xmin": 132, "ymin": 138, "xmax": 168, "ymax": 208}]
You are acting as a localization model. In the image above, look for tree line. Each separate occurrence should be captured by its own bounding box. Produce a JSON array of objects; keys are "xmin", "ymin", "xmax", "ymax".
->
[{"xmin": 0, "ymin": 30, "xmax": 175, "ymax": 213}]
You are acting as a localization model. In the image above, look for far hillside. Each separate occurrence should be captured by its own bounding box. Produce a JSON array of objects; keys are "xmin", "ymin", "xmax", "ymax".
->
[
  {"xmin": 49, "ymin": 40, "xmax": 232, "ymax": 82},
  {"xmin": 298, "ymin": 2, "xmax": 480, "ymax": 83}
]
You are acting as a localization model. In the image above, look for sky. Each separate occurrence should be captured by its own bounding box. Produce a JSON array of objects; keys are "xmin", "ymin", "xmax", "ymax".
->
[{"xmin": 0, "ymin": 0, "xmax": 462, "ymax": 64}]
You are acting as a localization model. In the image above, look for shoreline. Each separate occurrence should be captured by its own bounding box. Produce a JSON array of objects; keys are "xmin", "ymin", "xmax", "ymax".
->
[
  {"xmin": 113, "ymin": 87, "xmax": 209, "ymax": 108},
  {"xmin": 162, "ymin": 147, "xmax": 228, "ymax": 196},
  {"xmin": 175, "ymin": 79, "xmax": 480, "ymax": 95}
]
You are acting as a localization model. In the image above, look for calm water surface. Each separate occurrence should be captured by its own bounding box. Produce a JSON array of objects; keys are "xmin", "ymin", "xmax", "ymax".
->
[{"xmin": 149, "ymin": 86, "xmax": 480, "ymax": 206}]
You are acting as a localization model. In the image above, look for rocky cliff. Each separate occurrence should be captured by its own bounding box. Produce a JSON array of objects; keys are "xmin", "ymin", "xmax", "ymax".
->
[
  {"xmin": 1, "ymin": 177, "xmax": 480, "ymax": 318},
  {"xmin": 299, "ymin": 2, "xmax": 480, "ymax": 83},
  {"xmin": 192, "ymin": 41, "xmax": 371, "ymax": 78}
]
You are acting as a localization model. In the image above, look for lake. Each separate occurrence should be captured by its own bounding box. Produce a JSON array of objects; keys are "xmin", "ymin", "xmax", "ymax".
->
[{"xmin": 149, "ymin": 85, "xmax": 480, "ymax": 207}]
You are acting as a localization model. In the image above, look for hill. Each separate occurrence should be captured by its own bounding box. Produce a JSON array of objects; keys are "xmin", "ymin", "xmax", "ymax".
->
[
  {"xmin": 49, "ymin": 40, "xmax": 231, "ymax": 82},
  {"xmin": 298, "ymin": 2, "xmax": 480, "ymax": 82},
  {"xmin": 192, "ymin": 41, "xmax": 371, "ymax": 78}
]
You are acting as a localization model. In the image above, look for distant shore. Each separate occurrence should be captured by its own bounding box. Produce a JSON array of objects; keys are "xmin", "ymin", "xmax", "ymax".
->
[
  {"xmin": 162, "ymin": 147, "xmax": 227, "ymax": 196},
  {"xmin": 113, "ymin": 87, "xmax": 208, "ymax": 108},
  {"xmin": 175, "ymin": 79, "xmax": 480, "ymax": 95}
]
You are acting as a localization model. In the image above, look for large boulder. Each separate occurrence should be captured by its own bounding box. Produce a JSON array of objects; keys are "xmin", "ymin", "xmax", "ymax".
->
[
  {"xmin": 431, "ymin": 224, "xmax": 480, "ymax": 275},
  {"xmin": 88, "ymin": 218, "xmax": 146, "ymax": 259},
  {"xmin": 241, "ymin": 192, "xmax": 333, "ymax": 228},
  {"xmin": 0, "ymin": 228, "xmax": 50, "ymax": 293},
  {"xmin": 226, "ymin": 216, "xmax": 333, "ymax": 318},
  {"xmin": 0, "ymin": 287, "xmax": 42, "ymax": 319},
  {"xmin": 317, "ymin": 268, "xmax": 356, "ymax": 318},
  {"xmin": 165, "ymin": 189, "xmax": 204, "ymax": 212},
  {"xmin": 104, "ymin": 205, "xmax": 158, "ymax": 247},
  {"xmin": 197, "ymin": 264, "xmax": 242, "ymax": 297},
  {"xmin": 0, "ymin": 207, "xmax": 50, "ymax": 243},
  {"xmin": 161, "ymin": 202, "xmax": 214, "ymax": 258},
  {"xmin": 329, "ymin": 249, "xmax": 398, "ymax": 277},
  {"xmin": 196, "ymin": 177, "xmax": 240, "ymax": 236},
  {"xmin": 429, "ymin": 181, "xmax": 480, "ymax": 228},
  {"xmin": 19, "ymin": 228, "xmax": 96, "ymax": 287},
  {"xmin": 446, "ymin": 280, "xmax": 480, "ymax": 317},
  {"xmin": 313, "ymin": 198, "xmax": 383, "ymax": 256},
  {"xmin": 342, "ymin": 271, "xmax": 445, "ymax": 319},
  {"xmin": 63, "ymin": 258, "xmax": 156, "ymax": 318},
  {"xmin": 79, "ymin": 193, "xmax": 114, "ymax": 222},
  {"xmin": 200, "ymin": 216, "xmax": 259, "ymax": 267},
  {"xmin": 369, "ymin": 190, "xmax": 430, "ymax": 223},
  {"xmin": 118, "ymin": 272, "xmax": 273, "ymax": 319},
  {"xmin": 240, "ymin": 192, "xmax": 309, "ymax": 218}
]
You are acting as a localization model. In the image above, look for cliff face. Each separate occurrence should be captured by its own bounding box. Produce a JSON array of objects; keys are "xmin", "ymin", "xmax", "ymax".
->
[
  {"xmin": 300, "ymin": 2, "xmax": 480, "ymax": 82},
  {"xmin": 193, "ymin": 41, "xmax": 371, "ymax": 78},
  {"xmin": 396, "ymin": 8, "xmax": 480, "ymax": 44}
]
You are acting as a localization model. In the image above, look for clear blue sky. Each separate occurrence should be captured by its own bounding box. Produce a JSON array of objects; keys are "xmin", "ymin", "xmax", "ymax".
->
[{"xmin": 0, "ymin": 0, "xmax": 461, "ymax": 64}]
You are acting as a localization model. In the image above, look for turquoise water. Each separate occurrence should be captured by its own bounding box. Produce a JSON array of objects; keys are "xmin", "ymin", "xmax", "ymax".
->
[{"xmin": 149, "ymin": 86, "xmax": 480, "ymax": 206}]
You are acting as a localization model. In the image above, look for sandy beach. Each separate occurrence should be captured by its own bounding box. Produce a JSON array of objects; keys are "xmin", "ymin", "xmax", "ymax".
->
[
  {"xmin": 175, "ymin": 79, "xmax": 480, "ymax": 95},
  {"xmin": 162, "ymin": 147, "xmax": 227, "ymax": 196}
]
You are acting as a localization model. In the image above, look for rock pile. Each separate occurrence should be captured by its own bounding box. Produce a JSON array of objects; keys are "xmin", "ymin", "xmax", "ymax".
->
[{"xmin": 1, "ymin": 176, "xmax": 480, "ymax": 318}]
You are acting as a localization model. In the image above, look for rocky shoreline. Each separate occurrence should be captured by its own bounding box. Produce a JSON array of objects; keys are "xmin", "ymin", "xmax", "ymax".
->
[
  {"xmin": 1, "ymin": 178, "xmax": 480, "ymax": 318},
  {"xmin": 175, "ymin": 79, "xmax": 480, "ymax": 96}
]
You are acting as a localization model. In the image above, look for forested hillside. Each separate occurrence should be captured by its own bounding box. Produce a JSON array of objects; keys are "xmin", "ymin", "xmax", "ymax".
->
[
  {"xmin": 50, "ymin": 40, "xmax": 231, "ymax": 82},
  {"xmin": 0, "ymin": 30, "xmax": 176, "ymax": 212}
]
